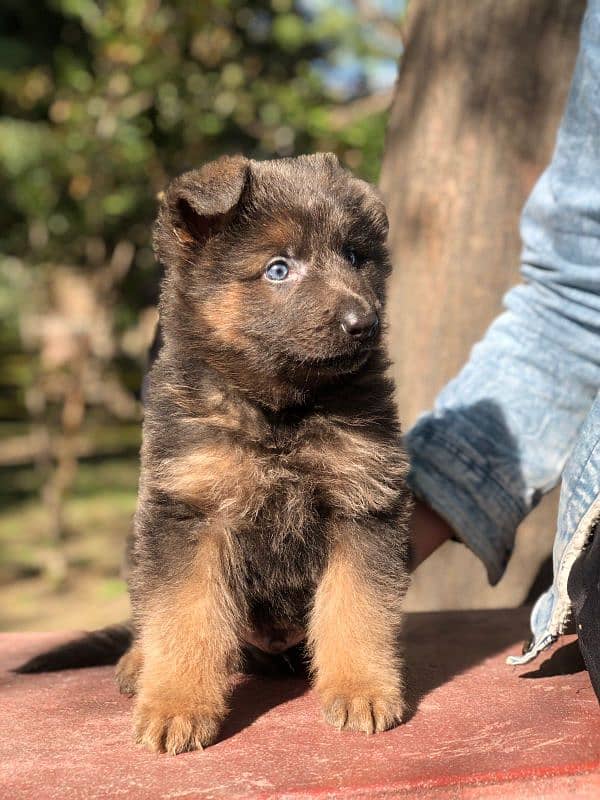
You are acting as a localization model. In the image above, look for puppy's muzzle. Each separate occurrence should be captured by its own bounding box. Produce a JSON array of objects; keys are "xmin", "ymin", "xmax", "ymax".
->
[{"xmin": 341, "ymin": 309, "xmax": 379, "ymax": 341}]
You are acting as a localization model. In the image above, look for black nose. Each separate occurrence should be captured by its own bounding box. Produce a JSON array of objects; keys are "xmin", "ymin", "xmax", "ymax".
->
[{"xmin": 341, "ymin": 309, "xmax": 379, "ymax": 339}]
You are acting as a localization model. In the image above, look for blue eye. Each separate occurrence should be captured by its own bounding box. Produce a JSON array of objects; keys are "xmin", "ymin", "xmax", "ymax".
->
[
  {"xmin": 346, "ymin": 248, "xmax": 358, "ymax": 267},
  {"xmin": 265, "ymin": 259, "xmax": 289, "ymax": 281}
]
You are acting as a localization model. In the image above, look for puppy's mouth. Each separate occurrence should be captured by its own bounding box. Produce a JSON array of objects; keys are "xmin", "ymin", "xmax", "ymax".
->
[{"xmin": 287, "ymin": 347, "xmax": 372, "ymax": 374}]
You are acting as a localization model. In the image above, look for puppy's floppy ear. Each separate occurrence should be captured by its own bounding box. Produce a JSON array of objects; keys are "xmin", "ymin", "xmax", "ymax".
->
[{"xmin": 154, "ymin": 155, "xmax": 250, "ymax": 265}]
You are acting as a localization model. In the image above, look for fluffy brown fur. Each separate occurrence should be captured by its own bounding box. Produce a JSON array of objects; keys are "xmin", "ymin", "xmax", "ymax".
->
[{"xmin": 19, "ymin": 153, "xmax": 412, "ymax": 754}]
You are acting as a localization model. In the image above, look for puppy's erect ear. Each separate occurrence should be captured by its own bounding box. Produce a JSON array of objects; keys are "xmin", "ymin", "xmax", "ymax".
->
[
  {"xmin": 154, "ymin": 155, "xmax": 250, "ymax": 265},
  {"xmin": 358, "ymin": 181, "xmax": 389, "ymax": 239},
  {"xmin": 316, "ymin": 153, "xmax": 389, "ymax": 239}
]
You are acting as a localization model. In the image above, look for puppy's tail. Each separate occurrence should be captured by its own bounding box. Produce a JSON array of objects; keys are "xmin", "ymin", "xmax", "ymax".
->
[{"xmin": 14, "ymin": 623, "xmax": 133, "ymax": 674}]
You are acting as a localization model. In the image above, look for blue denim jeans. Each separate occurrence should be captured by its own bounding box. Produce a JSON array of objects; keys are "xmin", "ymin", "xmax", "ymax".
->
[{"xmin": 404, "ymin": 0, "xmax": 600, "ymax": 666}]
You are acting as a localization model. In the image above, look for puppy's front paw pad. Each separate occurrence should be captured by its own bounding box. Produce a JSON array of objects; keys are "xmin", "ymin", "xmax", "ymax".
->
[
  {"xmin": 134, "ymin": 704, "xmax": 220, "ymax": 754},
  {"xmin": 322, "ymin": 692, "xmax": 403, "ymax": 734}
]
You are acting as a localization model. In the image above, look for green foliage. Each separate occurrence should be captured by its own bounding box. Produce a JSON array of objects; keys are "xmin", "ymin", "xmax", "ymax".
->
[{"xmin": 1, "ymin": 0, "xmax": 397, "ymax": 270}]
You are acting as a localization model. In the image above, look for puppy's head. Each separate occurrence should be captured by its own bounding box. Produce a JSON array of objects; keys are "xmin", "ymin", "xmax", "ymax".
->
[{"xmin": 154, "ymin": 153, "xmax": 391, "ymax": 403}]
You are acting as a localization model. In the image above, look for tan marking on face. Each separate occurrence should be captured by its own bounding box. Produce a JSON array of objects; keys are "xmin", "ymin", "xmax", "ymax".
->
[
  {"xmin": 134, "ymin": 532, "xmax": 243, "ymax": 753},
  {"xmin": 308, "ymin": 534, "xmax": 405, "ymax": 733},
  {"xmin": 198, "ymin": 281, "xmax": 251, "ymax": 347},
  {"xmin": 258, "ymin": 215, "xmax": 303, "ymax": 252}
]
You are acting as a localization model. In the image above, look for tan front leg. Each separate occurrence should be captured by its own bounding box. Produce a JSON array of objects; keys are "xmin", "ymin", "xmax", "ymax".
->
[
  {"xmin": 134, "ymin": 537, "xmax": 241, "ymax": 754},
  {"xmin": 308, "ymin": 534, "xmax": 405, "ymax": 734}
]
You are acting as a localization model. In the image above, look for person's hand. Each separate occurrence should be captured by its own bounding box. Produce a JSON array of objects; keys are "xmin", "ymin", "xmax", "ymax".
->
[{"xmin": 409, "ymin": 499, "xmax": 454, "ymax": 570}]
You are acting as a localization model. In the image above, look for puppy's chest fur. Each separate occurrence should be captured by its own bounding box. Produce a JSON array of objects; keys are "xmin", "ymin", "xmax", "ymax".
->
[{"xmin": 146, "ymin": 386, "xmax": 407, "ymax": 623}]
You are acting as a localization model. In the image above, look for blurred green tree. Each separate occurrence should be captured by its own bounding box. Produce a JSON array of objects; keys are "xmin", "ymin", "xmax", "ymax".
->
[{"xmin": 0, "ymin": 0, "xmax": 403, "ymax": 588}]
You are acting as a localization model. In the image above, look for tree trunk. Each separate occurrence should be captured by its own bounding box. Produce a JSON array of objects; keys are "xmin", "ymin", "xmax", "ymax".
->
[{"xmin": 380, "ymin": 0, "xmax": 586, "ymax": 610}]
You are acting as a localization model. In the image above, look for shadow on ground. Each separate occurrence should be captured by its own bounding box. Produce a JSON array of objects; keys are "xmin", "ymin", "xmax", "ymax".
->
[
  {"xmin": 403, "ymin": 607, "xmax": 530, "ymax": 721},
  {"xmin": 520, "ymin": 640, "xmax": 586, "ymax": 679},
  {"xmin": 222, "ymin": 607, "xmax": 534, "ymax": 736}
]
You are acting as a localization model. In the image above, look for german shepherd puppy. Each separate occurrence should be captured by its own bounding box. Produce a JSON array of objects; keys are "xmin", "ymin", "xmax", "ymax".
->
[{"xmin": 18, "ymin": 154, "xmax": 412, "ymax": 754}]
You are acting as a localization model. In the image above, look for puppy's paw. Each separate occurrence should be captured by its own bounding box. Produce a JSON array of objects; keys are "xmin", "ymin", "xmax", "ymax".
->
[
  {"xmin": 320, "ymin": 687, "xmax": 403, "ymax": 734},
  {"xmin": 134, "ymin": 699, "xmax": 221, "ymax": 754},
  {"xmin": 115, "ymin": 646, "xmax": 143, "ymax": 696}
]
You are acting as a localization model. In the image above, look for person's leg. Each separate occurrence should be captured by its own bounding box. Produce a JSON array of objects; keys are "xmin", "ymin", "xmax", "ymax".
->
[
  {"xmin": 569, "ymin": 519, "xmax": 600, "ymax": 699},
  {"xmin": 509, "ymin": 392, "xmax": 600, "ymax": 678},
  {"xmin": 564, "ymin": 394, "xmax": 600, "ymax": 700}
]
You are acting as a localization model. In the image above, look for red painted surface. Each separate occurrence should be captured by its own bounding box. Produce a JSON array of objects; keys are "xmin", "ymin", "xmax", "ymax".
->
[{"xmin": 0, "ymin": 608, "xmax": 598, "ymax": 799}]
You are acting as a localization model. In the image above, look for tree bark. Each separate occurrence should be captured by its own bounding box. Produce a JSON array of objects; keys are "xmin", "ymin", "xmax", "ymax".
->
[{"xmin": 380, "ymin": 0, "xmax": 586, "ymax": 610}]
